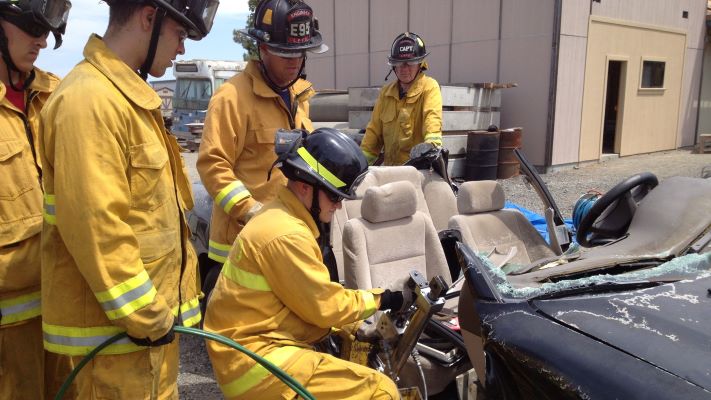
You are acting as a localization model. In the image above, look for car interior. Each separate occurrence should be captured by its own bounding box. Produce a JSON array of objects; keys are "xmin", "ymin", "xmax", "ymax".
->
[{"xmin": 326, "ymin": 144, "xmax": 711, "ymax": 396}]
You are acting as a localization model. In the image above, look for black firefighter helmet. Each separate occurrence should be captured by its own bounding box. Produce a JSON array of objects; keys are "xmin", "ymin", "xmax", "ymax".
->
[
  {"xmin": 388, "ymin": 31, "xmax": 429, "ymax": 65},
  {"xmin": 239, "ymin": 0, "xmax": 327, "ymax": 56},
  {"xmin": 272, "ymin": 127, "xmax": 367, "ymax": 201}
]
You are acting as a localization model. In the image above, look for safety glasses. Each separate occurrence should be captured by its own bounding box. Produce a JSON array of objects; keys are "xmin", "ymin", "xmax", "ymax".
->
[
  {"xmin": 3, "ymin": 12, "xmax": 48, "ymax": 37},
  {"xmin": 265, "ymin": 46, "xmax": 306, "ymax": 59},
  {"xmin": 324, "ymin": 191, "xmax": 344, "ymax": 204},
  {"xmin": 32, "ymin": 0, "xmax": 70, "ymax": 32},
  {"xmin": 387, "ymin": 59, "xmax": 421, "ymax": 67}
]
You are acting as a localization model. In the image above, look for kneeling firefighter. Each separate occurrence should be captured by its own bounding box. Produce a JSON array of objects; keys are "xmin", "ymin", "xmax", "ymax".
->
[{"xmin": 204, "ymin": 128, "xmax": 408, "ymax": 399}]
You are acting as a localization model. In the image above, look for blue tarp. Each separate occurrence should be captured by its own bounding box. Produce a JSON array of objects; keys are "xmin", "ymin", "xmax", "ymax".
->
[{"xmin": 504, "ymin": 202, "xmax": 575, "ymax": 244}]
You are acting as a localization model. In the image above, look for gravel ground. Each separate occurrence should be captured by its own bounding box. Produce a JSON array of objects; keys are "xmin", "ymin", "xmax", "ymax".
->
[{"xmin": 176, "ymin": 148, "xmax": 711, "ymax": 399}]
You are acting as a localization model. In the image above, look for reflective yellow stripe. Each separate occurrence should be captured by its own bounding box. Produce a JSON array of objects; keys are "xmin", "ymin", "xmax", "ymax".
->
[
  {"xmin": 43, "ymin": 194, "xmax": 56, "ymax": 225},
  {"xmin": 42, "ymin": 322, "xmax": 142, "ymax": 356},
  {"xmin": 179, "ymin": 297, "xmax": 202, "ymax": 327},
  {"xmin": 297, "ymin": 147, "xmax": 346, "ymax": 188},
  {"xmin": 215, "ymin": 181, "xmax": 251, "ymax": 214},
  {"xmin": 0, "ymin": 291, "xmax": 41, "ymax": 325},
  {"xmin": 208, "ymin": 240, "xmax": 231, "ymax": 263},
  {"xmin": 360, "ymin": 290, "xmax": 377, "ymax": 319},
  {"xmin": 170, "ymin": 297, "xmax": 202, "ymax": 327},
  {"xmin": 94, "ymin": 269, "xmax": 157, "ymax": 320},
  {"xmin": 221, "ymin": 346, "xmax": 302, "ymax": 398},
  {"xmin": 222, "ymin": 260, "xmax": 271, "ymax": 291}
]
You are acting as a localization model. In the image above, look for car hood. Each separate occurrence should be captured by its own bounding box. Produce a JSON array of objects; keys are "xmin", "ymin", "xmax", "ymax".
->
[{"xmin": 533, "ymin": 272, "xmax": 711, "ymax": 390}]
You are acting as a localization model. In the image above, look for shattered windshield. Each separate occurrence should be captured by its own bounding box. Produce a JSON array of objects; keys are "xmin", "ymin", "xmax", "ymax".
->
[{"xmin": 476, "ymin": 252, "xmax": 711, "ymax": 299}]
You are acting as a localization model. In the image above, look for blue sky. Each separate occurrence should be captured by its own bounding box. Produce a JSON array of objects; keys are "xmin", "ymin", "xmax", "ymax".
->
[{"xmin": 34, "ymin": 0, "xmax": 249, "ymax": 81}]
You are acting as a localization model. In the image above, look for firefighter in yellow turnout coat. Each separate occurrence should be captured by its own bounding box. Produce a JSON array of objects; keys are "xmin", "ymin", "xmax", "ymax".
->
[
  {"xmin": 197, "ymin": 0, "xmax": 327, "ymax": 267},
  {"xmin": 39, "ymin": 1, "xmax": 218, "ymax": 397},
  {"xmin": 197, "ymin": 61, "xmax": 314, "ymax": 264},
  {"xmin": 361, "ymin": 32, "xmax": 443, "ymax": 166},
  {"xmin": 205, "ymin": 129, "xmax": 403, "ymax": 399},
  {"xmin": 0, "ymin": 0, "xmax": 72, "ymax": 398}
]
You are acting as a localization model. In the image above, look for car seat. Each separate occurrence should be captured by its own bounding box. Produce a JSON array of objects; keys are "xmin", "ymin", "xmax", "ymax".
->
[
  {"xmin": 448, "ymin": 180, "xmax": 556, "ymax": 272},
  {"xmin": 330, "ymin": 166, "xmax": 429, "ymax": 282},
  {"xmin": 342, "ymin": 180, "xmax": 469, "ymax": 395}
]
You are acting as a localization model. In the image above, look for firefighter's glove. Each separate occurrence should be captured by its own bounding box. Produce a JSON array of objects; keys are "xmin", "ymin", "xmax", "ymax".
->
[
  {"xmin": 240, "ymin": 201, "xmax": 263, "ymax": 224},
  {"xmin": 378, "ymin": 289, "xmax": 413, "ymax": 313},
  {"xmin": 128, "ymin": 326, "xmax": 175, "ymax": 347},
  {"xmin": 409, "ymin": 141, "xmax": 438, "ymax": 160}
]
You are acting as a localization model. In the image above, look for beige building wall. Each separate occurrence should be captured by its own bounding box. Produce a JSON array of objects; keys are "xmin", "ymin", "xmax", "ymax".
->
[
  {"xmin": 550, "ymin": 0, "xmax": 588, "ymax": 166},
  {"xmin": 498, "ymin": 0, "xmax": 555, "ymax": 166},
  {"xmin": 579, "ymin": 16, "xmax": 687, "ymax": 161}
]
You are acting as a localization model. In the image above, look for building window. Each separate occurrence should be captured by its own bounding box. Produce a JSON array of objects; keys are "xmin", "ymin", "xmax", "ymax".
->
[{"xmin": 640, "ymin": 60, "xmax": 665, "ymax": 89}]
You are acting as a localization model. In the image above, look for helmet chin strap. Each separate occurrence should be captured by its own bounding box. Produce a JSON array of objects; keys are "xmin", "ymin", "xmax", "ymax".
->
[
  {"xmin": 310, "ymin": 184, "xmax": 333, "ymax": 240},
  {"xmin": 0, "ymin": 24, "xmax": 35, "ymax": 91},
  {"xmin": 258, "ymin": 49, "xmax": 306, "ymax": 92},
  {"xmin": 309, "ymin": 184, "xmax": 322, "ymax": 226},
  {"xmin": 139, "ymin": 8, "xmax": 166, "ymax": 81}
]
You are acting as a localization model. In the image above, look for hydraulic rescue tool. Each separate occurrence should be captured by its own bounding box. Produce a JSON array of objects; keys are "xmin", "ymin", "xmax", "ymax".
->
[{"xmin": 342, "ymin": 270, "xmax": 450, "ymax": 399}]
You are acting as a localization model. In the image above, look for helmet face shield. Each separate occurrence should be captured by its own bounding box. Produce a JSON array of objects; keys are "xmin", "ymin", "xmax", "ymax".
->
[
  {"xmin": 0, "ymin": 0, "xmax": 71, "ymax": 48},
  {"xmin": 156, "ymin": 0, "xmax": 219, "ymax": 40},
  {"xmin": 34, "ymin": 0, "xmax": 70, "ymax": 32},
  {"xmin": 190, "ymin": 0, "xmax": 218, "ymax": 38}
]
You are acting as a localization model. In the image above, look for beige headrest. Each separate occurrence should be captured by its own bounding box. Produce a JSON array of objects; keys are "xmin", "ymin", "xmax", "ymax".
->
[
  {"xmin": 361, "ymin": 181, "xmax": 418, "ymax": 223},
  {"xmin": 355, "ymin": 166, "xmax": 422, "ymax": 196},
  {"xmin": 458, "ymin": 180, "xmax": 505, "ymax": 214}
]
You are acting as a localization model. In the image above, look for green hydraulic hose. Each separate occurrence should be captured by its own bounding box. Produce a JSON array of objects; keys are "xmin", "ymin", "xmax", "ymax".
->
[{"xmin": 55, "ymin": 325, "xmax": 315, "ymax": 400}]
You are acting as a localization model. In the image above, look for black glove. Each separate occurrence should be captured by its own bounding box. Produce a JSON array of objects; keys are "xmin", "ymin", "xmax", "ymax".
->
[
  {"xmin": 128, "ymin": 327, "xmax": 175, "ymax": 347},
  {"xmin": 378, "ymin": 290, "xmax": 405, "ymax": 312}
]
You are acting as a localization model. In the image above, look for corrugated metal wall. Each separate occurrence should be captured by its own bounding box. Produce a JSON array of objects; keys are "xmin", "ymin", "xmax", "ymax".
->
[{"xmin": 306, "ymin": 0, "xmax": 555, "ymax": 166}]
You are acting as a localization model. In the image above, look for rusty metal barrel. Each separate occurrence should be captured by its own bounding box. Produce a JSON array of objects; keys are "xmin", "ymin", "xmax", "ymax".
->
[
  {"xmin": 497, "ymin": 127, "xmax": 522, "ymax": 179},
  {"xmin": 465, "ymin": 130, "xmax": 500, "ymax": 181}
]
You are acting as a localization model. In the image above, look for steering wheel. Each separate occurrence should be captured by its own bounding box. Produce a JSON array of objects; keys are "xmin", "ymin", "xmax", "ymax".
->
[{"xmin": 576, "ymin": 172, "xmax": 658, "ymax": 247}]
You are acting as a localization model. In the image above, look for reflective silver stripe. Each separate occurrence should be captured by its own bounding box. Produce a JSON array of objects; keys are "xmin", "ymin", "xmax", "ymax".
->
[
  {"xmin": 42, "ymin": 322, "xmax": 143, "ymax": 355},
  {"xmin": 0, "ymin": 292, "xmax": 41, "ymax": 325},
  {"xmin": 1, "ymin": 298, "xmax": 40, "ymax": 317},
  {"xmin": 43, "ymin": 332, "xmax": 133, "ymax": 348},
  {"xmin": 99, "ymin": 279, "xmax": 154, "ymax": 313},
  {"xmin": 219, "ymin": 185, "xmax": 249, "ymax": 211},
  {"xmin": 181, "ymin": 304, "xmax": 200, "ymax": 324},
  {"xmin": 44, "ymin": 203, "xmax": 56, "ymax": 215},
  {"xmin": 208, "ymin": 240, "xmax": 230, "ymax": 262}
]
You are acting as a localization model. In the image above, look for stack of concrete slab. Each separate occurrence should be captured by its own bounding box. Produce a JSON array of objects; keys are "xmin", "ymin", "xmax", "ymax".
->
[{"xmin": 347, "ymin": 83, "xmax": 516, "ymax": 178}]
